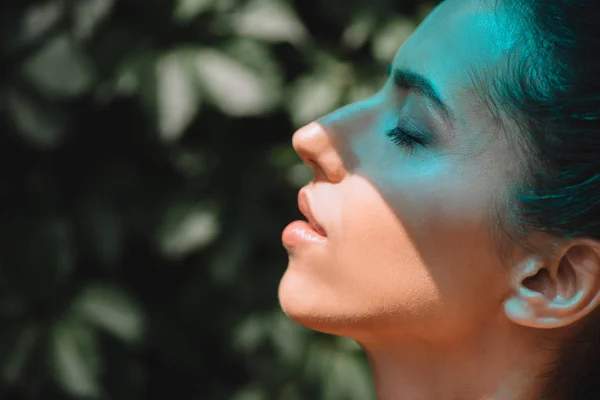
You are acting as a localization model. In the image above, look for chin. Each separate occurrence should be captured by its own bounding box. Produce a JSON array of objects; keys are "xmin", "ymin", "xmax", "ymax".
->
[
  {"xmin": 278, "ymin": 269, "xmax": 339, "ymax": 334},
  {"xmin": 278, "ymin": 270, "xmax": 318, "ymax": 317},
  {"xmin": 277, "ymin": 270, "xmax": 369, "ymax": 338}
]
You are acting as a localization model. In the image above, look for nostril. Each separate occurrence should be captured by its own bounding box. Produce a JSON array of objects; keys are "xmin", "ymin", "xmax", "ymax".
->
[
  {"xmin": 306, "ymin": 157, "xmax": 318, "ymax": 168},
  {"xmin": 306, "ymin": 159, "xmax": 328, "ymax": 181}
]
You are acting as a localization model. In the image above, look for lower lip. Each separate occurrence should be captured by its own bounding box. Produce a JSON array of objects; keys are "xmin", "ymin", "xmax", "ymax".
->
[{"xmin": 282, "ymin": 220, "xmax": 327, "ymax": 247}]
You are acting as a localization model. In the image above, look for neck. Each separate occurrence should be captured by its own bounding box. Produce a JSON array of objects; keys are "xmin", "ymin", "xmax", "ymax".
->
[{"xmin": 357, "ymin": 318, "xmax": 554, "ymax": 400}]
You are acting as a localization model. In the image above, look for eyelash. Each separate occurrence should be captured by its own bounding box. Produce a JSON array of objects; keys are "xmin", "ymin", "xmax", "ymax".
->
[{"xmin": 384, "ymin": 126, "xmax": 426, "ymax": 153}]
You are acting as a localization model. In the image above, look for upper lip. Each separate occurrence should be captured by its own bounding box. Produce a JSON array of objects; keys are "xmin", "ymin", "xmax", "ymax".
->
[{"xmin": 298, "ymin": 188, "xmax": 327, "ymax": 237}]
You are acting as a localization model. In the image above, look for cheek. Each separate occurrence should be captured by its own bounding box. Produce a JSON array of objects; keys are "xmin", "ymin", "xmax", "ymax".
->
[
  {"xmin": 391, "ymin": 165, "xmax": 508, "ymax": 319},
  {"xmin": 337, "ymin": 180, "xmax": 423, "ymax": 277},
  {"xmin": 333, "ymin": 169, "xmax": 505, "ymax": 334},
  {"xmin": 328, "ymin": 178, "xmax": 444, "ymax": 322}
]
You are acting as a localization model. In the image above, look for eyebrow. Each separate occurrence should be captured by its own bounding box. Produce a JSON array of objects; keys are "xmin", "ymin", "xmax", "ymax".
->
[{"xmin": 388, "ymin": 66, "xmax": 455, "ymax": 122}]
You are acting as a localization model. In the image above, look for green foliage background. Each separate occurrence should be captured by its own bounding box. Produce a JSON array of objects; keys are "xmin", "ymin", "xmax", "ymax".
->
[{"xmin": 1, "ymin": 0, "xmax": 435, "ymax": 398}]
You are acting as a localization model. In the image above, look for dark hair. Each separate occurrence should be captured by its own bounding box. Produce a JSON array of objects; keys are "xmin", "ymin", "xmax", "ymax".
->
[{"xmin": 480, "ymin": 0, "xmax": 600, "ymax": 399}]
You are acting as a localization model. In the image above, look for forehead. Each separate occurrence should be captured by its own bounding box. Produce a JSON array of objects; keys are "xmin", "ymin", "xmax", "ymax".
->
[{"xmin": 393, "ymin": 0, "xmax": 519, "ymax": 123}]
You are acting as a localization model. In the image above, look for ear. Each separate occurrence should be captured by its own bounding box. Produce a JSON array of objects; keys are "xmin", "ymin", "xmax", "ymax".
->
[{"xmin": 503, "ymin": 240, "xmax": 600, "ymax": 329}]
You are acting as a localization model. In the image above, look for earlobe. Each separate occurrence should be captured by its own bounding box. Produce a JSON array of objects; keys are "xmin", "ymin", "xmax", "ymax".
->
[
  {"xmin": 504, "ymin": 296, "xmax": 533, "ymax": 322},
  {"xmin": 503, "ymin": 291, "xmax": 585, "ymax": 328},
  {"xmin": 503, "ymin": 282, "xmax": 563, "ymax": 328},
  {"xmin": 503, "ymin": 258, "xmax": 551, "ymax": 327}
]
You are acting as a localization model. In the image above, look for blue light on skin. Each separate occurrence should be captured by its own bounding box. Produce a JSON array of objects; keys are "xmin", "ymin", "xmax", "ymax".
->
[{"xmin": 279, "ymin": 0, "xmax": 600, "ymax": 399}]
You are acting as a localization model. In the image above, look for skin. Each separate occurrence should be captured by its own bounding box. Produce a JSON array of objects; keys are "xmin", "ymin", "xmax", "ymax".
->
[{"xmin": 278, "ymin": 0, "xmax": 600, "ymax": 399}]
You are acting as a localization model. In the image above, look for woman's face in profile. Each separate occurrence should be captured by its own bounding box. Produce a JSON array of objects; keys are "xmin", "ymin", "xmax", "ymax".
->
[{"xmin": 279, "ymin": 0, "xmax": 523, "ymax": 344}]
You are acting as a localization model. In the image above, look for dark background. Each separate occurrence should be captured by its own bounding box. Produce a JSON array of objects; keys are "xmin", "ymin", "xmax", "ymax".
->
[{"xmin": 0, "ymin": 0, "xmax": 435, "ymax": 398}]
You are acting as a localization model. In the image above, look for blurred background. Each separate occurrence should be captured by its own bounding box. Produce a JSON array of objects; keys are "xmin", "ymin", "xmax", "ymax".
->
[{"xmin": 0, "ymin": 0, "xmax": 436, "ymax": 398}]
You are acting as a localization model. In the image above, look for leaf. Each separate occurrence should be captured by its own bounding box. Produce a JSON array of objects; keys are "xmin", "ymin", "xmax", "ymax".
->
[
  {"xmin": 269, "ymin": 311, "xmax": 306, "ymax": 365},
  {"xmin": 50, "ymin": 316, "xmax": 101, "ymax": 398},
  {"xmin": 286, "ymin": 162, "xmax": 313, "ymax": 188},
  {"xmin": 156, "ymin": 202, "xmax": 220, "ymax": 259},
  {"xmin": 303, "ymin": 340, "xmax": 332, "ymax": 384},
  {"xmin": 232, "ymin": 314, "xmax": 267, "ymax": 354},
  {"xmin": 113, "ymin": 49, "xmax": 156, "ymax": 96},
  {"xmin": 372, "ymin": 17, "xmax": 416, "ymax": 62},
  {"xmin": 74, "ymin": 0, "xmax": 115, "ymax": 40},
  {"xmin": 18, "ymin": 1, "xmax": 65, "ymax": 45},
  {"xmin": 7, "ymin": 88, "xmax": 66, "ymax": 150},
  {"xmin": 73, "ymin": 284, "xmax": 145, "ymax": 345},
  {"xmin": 173, "ymin": 0, "xmax": 215, "ymax": 22},
  {"xmin": 23, "ymin": 34, "xmax": 94, "ymax": 98},
  {"xmin": 288, "ymin": 74, "xmax": 341, "ymax": 126},
  {"xmin": 335, "ymin": 336, "xmax": 362, "ymax": 352},
  {"xmin": 267, "ymin": 145, "xmax": 299, "ymax": 168},
  {"xmin": 156, "ymin": 50, "xmax": 201, "ymax": 142},
  {"xmin": 346, "ymin": 79, "xmax": 384, "ymax": 104},
  {"xmin": 230, "ymin": 0, "xmax": 308, "ymax": 44},
  {"xmin": 323, "ymin": 351, "xmax": 373, "ymax": 400},
  {"xmin": 224, "ymin": 39, "xmax": 281, "ymax": 80},
  {"xmin": 287, "ymin": 61, "xmax": 352, "ymax": 126},
  {"xmin": 170, "ymin": 148, "xmax": 214, "ymax": 178},
  {"xmin": 192, "ymin": 47, "xmax": 279, "ymax": 116},
  {"xmin": 341, "ymin": 13, "xmax": 376, "ymax": 50}
]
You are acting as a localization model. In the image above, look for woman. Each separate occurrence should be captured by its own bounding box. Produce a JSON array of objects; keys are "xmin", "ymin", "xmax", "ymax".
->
[{"xmin": 278, "ymin": 0, "xmax": 600, "ymax": 399}]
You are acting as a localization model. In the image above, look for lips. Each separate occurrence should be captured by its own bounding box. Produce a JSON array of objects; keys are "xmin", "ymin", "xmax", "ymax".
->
[{"xmin": 298, "ymin": 188, "xmax": 327, "ymax": 237}]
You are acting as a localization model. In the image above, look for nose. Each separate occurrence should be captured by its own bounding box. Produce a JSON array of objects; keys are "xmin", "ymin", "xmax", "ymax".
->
[{"xmin": 292, "ymin": 122, "xmax": 347, "ymax": 183}]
